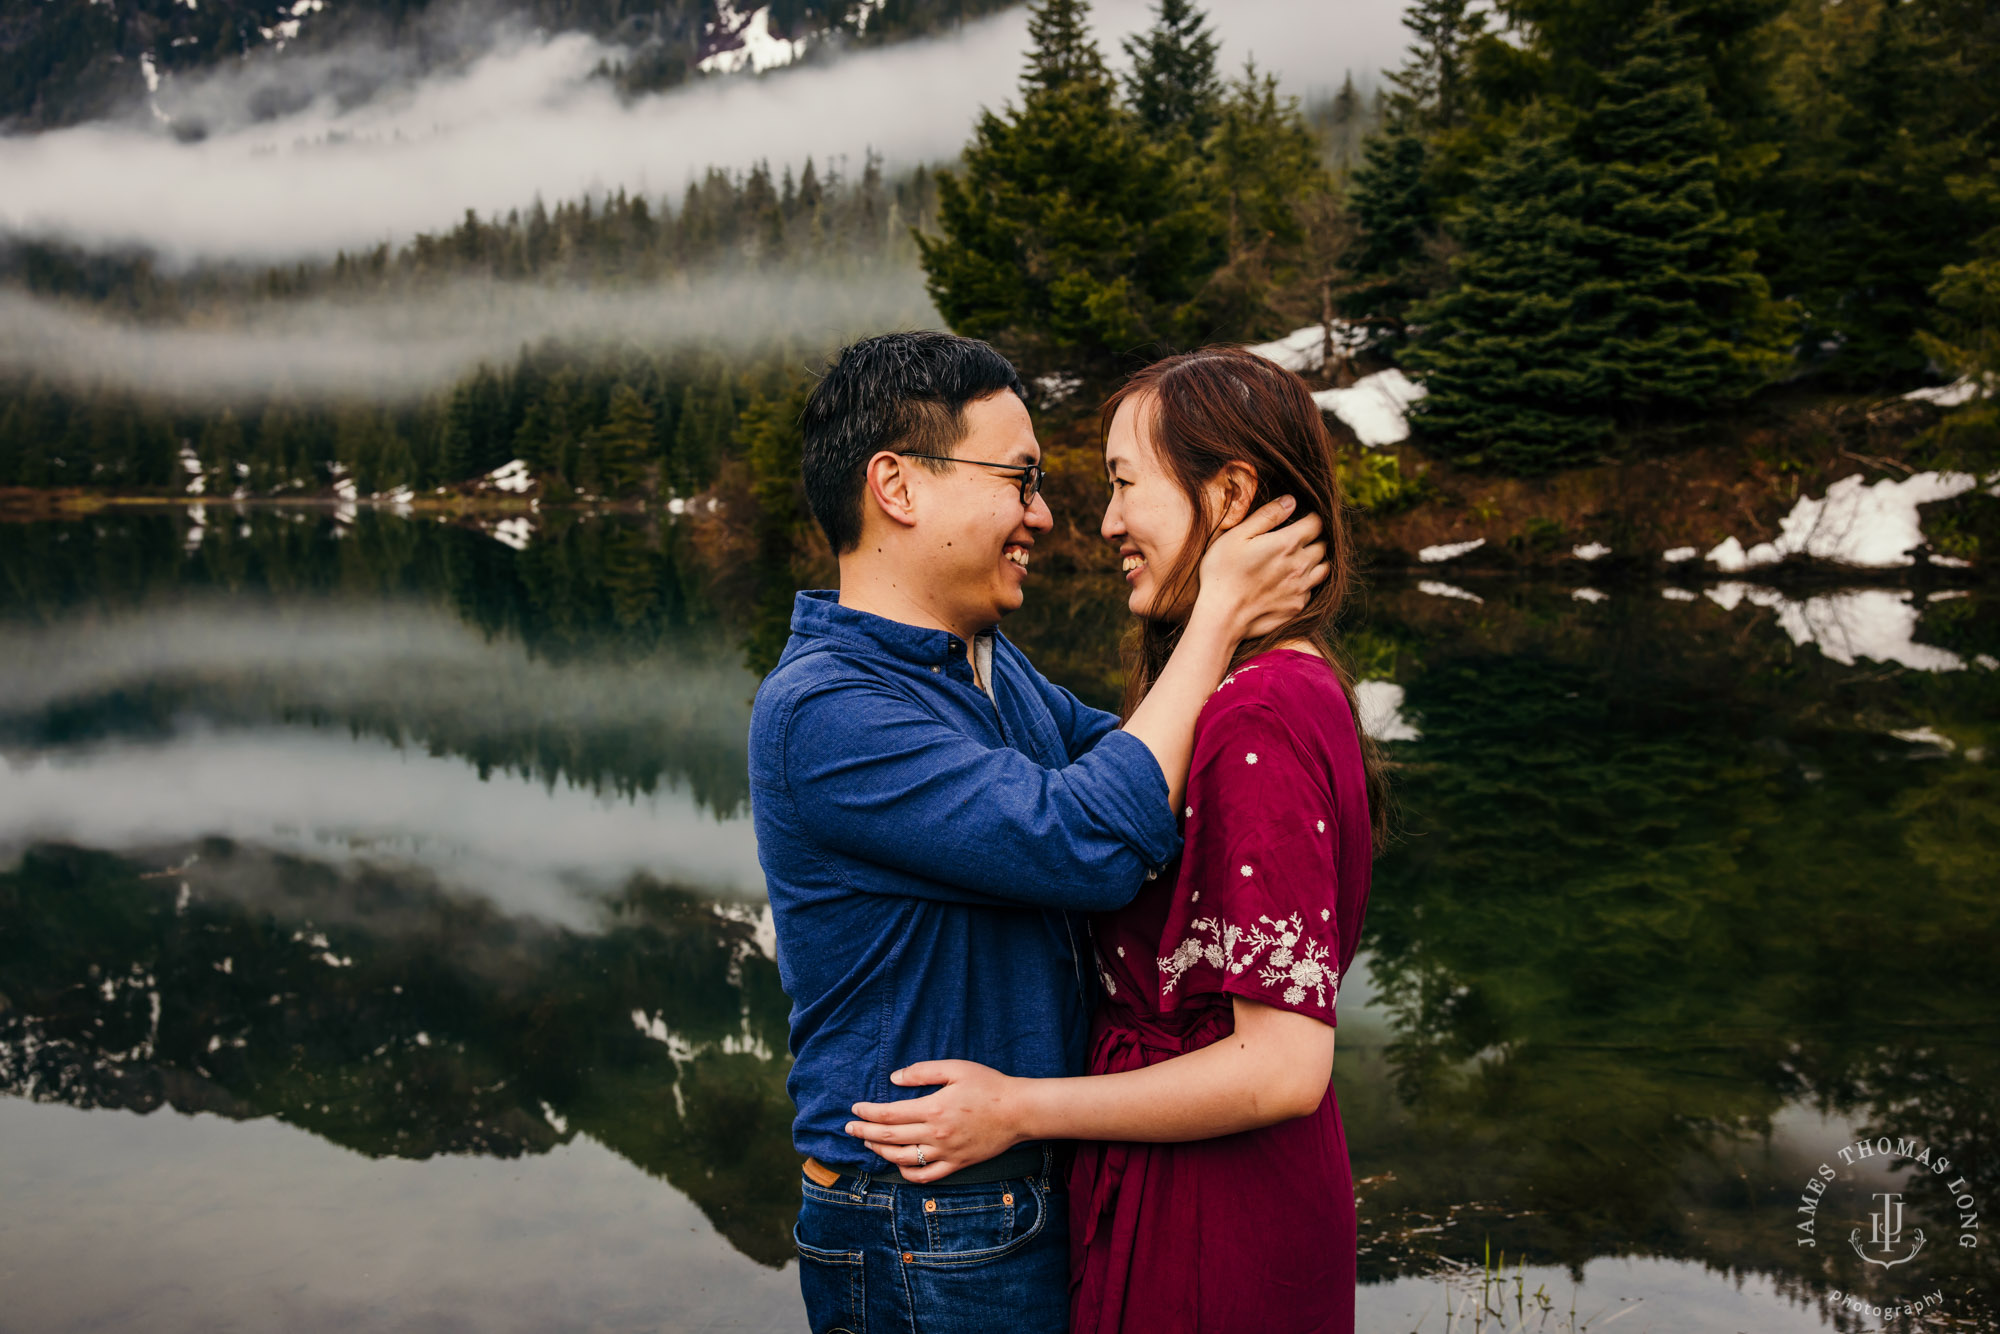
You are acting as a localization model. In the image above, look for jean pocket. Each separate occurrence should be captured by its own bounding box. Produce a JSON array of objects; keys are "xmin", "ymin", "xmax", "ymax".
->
[
  {"xmin": 910, "ymin": 1179, "xmax": 1046, "ymax": 1268},
  {"xmin": 794, "ymin": 1228, "xmax": 865, "ymax": 1334}
]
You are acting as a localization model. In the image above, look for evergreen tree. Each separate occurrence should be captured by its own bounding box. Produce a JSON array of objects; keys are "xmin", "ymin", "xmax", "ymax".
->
[
  {"xmin": 1409, "ymin": 12, "xmax": 1783, "ymax": 472},
  {"xmin": 1573, "ymin": 9, "xmax": 1785, "ymax": 410},
  {"xmin": 1201, "ymin": 63, "xmax": 1335, "ymax": 338},
  {"xmin": 198, "ymin": 408, "xmax": 245, "ymax": 495},
  {"xmin": 1387, "ymin": 0, "xmax": 1486, "ymax": 130},
  {"xmin": 1122, "ymin": 0, "xmax": 1223, "ymax": 143},
  {"xmin": 1916, "ymin": 223, "xmax": 2000, "ymax": 462},
  {"xmin": 919, "ymin": 0, "xmax": 1223, "ymax": 374},
  {"xmin": 1024, "ymin": 0, "xmax": 1102, "ymax": 92},
  {"xmin": 1345, "ymin": 119, "xmax": 1438, "ymax": 331},
  {"xmin": 595, "ymin": 383, "xmax": 657, "ymax": 498},
  {"xmin": 1765, "ymin": 0, "xmax": 1996, "ymax": 386},
  {"xmin": 1405, "ymin": 118, "xmax": 1619, "ymax": 473}
]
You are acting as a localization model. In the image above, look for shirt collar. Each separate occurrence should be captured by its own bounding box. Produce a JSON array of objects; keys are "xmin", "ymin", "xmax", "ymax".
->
[{"xmin": 790, "ymin": 590, "xmax": 997, "ymax": 669}]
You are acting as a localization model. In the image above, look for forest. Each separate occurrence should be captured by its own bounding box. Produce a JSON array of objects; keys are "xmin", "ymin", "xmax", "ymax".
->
[{"xmin": 0, "ymin": 0, "xmax": 1995, "ymax": 506}]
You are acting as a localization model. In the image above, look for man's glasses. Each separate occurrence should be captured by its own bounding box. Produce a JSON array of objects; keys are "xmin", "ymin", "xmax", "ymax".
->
[{"xmin": 896, "ymin": 453, "xmax": 1046, "ymax": 507}]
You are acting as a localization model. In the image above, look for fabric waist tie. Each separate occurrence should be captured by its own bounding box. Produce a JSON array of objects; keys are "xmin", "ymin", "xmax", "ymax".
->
[{"xmin": 1072, "ymin": 1008, "xmax": 1236, "ymax": 1251}]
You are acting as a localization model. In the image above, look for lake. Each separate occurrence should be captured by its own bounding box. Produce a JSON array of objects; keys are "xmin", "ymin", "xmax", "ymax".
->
[{"xmin": 2, "ymin": 507, "xmax": 1994, "ymax": 1333}]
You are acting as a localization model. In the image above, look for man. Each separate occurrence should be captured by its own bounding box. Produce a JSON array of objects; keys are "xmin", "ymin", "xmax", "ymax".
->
[{"xmin": 749, "ymin": 332, "xmax": 1322, "ymax": 1333}]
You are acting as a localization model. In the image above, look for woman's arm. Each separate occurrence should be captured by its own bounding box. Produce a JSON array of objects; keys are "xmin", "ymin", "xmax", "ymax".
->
[{"xmin": 845, "ymin": 998, "xmax": 1336, "ymax": 1184}]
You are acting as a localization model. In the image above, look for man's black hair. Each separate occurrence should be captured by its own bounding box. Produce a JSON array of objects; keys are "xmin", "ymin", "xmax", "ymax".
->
[{"xmin": 801, "ymin": 331, "xmax": 1029, "ymax": 554}]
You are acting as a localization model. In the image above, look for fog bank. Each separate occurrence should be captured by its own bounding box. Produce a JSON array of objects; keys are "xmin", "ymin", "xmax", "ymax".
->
[
  {"xmin": 0, "ymin": 0, "xmax": 1406, "ymax": 264},
  {"xmin": 0, "ymin": 268, "xmax": 940, "ymax": 400}
]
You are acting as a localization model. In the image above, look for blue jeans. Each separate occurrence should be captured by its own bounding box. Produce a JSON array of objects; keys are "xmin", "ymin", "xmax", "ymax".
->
[{"xmin": 793, "ymin": 1148, "xmax": 1070, "ymax": 1334}]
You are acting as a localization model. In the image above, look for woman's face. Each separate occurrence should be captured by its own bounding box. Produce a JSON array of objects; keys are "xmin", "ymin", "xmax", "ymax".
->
[{"xmin": 1101, "ymin": 394, "xmax": 1200, "ymax": 621}]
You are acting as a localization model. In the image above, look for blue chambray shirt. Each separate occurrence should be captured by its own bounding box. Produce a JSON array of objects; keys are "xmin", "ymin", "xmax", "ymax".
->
[{"xmin": 750, "ymin": 590, "xmax": 1181, "ymax": 1173}]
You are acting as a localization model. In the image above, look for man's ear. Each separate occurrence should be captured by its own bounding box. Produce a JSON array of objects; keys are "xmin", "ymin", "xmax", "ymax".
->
[
  {"xmin": 863, "ymin": 452, "xmax": 922, "ymax": 531},
  {"xmin": 1210, "ymin": 461, "xmax": 1261, "ymax": 531}
]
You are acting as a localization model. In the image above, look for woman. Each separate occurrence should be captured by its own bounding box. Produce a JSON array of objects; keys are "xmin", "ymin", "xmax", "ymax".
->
[{"xmin": 845, "ymin": 346, "xmax": 1388, "ymax": 1333}]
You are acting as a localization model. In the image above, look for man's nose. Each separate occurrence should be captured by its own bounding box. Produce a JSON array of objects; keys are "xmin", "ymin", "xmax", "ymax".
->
[{"xmin": 1025, "ymin": 491, "xmax": 1054, "ymax": 531}]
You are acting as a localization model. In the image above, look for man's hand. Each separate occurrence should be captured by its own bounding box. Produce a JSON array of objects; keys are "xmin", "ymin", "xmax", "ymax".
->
[
  {"xmin": 1197, "ymin": 496, "xmax": 1330, "ymax": 640},
  {"xmin": 845, "ymin": 1060, "xmax": 1026, "ymax": 1185}
]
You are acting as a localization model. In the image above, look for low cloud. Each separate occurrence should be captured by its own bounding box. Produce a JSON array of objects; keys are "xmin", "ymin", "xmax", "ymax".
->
[
  {"xmin": 0, "ymin": 0, "xmax": 1406, "ymax": 265},
  {"xmin": 0, "ymin": 268, "xmax": 940, "ymax": 401}
]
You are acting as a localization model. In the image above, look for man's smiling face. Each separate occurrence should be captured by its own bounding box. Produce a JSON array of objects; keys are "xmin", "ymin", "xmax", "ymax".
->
[{"xmin": 909, "ymin": 390, "xmax": 1053, "ymax": 634}]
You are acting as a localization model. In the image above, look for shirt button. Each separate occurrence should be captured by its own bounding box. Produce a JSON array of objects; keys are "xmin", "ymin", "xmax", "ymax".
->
[
  {"xmin": 930, "ymin": 665, "xmax": 940, "ymax": 673},
  {"xmin": 1146, "ymin": 869, "xmax": 1158, "ymax": 881}
]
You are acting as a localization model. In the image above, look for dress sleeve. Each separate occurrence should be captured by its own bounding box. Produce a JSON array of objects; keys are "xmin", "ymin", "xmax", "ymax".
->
[{"xmin": 1155, "ymin": 699, "xmax": 1343, "ymax": 1024}]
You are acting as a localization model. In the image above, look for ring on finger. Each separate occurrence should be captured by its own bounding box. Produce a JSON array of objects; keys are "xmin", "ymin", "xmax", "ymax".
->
[{"xmin": 916, "ymin": 1145, "xmax": 928, "ymax": 1168}]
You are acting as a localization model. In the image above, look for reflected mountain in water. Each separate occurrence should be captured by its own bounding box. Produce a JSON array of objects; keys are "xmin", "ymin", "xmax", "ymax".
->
[{"xmin": 0, "ymin": 842, "xmax": 801, "ymax": 1267}]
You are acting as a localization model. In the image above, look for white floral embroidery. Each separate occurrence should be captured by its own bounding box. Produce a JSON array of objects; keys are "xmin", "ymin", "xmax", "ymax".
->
[
  {"xmin": 1157, "ymin": 911, "xmax": 1338, "ymax": 1009},
  {"xmin": 1239, "ymin": 864, "xmax": 1253, "ymax": 877},
  {"xmin": 1245, "ymin": 752, "xmax": 1259, "ymax": 765},
  {"xmin": 1185, "ymin": 806, "xmax": 1193, "ymax": 818},
  {"xmin": 1320, "ymin": 909, "xmax": 1331, "ymax": 921},
  {"xmin": 1214, "ymin": 665, "xmax": 1262, "ymax": 692},
  {"xmin": 1116, "ymin": 946, "xmax": 1126, "ymax": 957},
  {"xmin": 1095, "ymin": 946, "xmax": 1118, "ymax": 997},
  {"xmin": 1316, "ymin": 820, "xmax": 1326, "ymax": 833}
]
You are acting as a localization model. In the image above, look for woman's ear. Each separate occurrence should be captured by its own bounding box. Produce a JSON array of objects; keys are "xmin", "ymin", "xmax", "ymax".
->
[{"xmin": 1208, "ymin": 461, "xmax": 1261, "ymax": 531}]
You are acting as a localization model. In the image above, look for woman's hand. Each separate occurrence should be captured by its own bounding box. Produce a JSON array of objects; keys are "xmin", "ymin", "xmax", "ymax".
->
[
  {"xmin": 1196, "ymin": 497, "xmax": 1329, "ymax": 640},
  {"xmin": 846, "ymin": 1060, "xmax": 1027, "ymax": 1185}
]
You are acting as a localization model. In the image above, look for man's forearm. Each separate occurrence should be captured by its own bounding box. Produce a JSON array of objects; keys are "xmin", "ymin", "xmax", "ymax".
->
[{"xmin": 1119, "ymin": 600, "xmax": 1240, "ymax": 810}]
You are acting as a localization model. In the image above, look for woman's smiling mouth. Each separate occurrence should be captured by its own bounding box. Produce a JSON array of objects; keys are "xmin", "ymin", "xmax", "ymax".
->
[{"xmin": 1121, "ymin": 553, "xmax": 1147, "ymax": 578}]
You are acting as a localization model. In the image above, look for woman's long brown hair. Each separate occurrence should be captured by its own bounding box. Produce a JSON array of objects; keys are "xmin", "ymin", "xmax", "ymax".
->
[{"xmin": 1104, "ymin": 346, "xmax": 1391, "ymax": 849}]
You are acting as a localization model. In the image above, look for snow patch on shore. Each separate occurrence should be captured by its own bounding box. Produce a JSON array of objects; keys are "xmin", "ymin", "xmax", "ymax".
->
[
  {"xmin": 485, "ymin": 458, "xmax": 533, "ymax": 494},
  {"xmin": 1419, "ymin": 537, "xmax": 1485, "ymax": 563},
  {"xmin": 1706, "ymin": 472, "xmax": 1992, "ymax": 570},
  {"xmin": 1572, "ymin": 543, "xmax": 1610, "ymax": 561},
  {"xmin": 1246, "ymin": 322, "xmax": 1370, "ymax": 374},
  {"xmin": 1417, "ymin": 580, "xmax": 1483, "ymax": 604},
  {"xmin": 1903, "ymin": 378, "xmax": 1984, "ymax": 409},
  {"xmin": 1312, "ymin": 369, "xmax": 1427, "ymax": 447},
  {"xmin": 1355, "ymin": 680, "xmax": 1420, "ymax": 743}
]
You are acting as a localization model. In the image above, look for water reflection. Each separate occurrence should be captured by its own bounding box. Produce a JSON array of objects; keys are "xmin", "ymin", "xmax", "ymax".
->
[{"xmin": 2, "ymin": 510, "xmax": 1996, "ymax": 1331}]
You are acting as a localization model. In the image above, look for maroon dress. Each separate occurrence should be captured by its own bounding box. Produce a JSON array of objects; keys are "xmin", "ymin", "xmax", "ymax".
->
[{"xmin": 1070, "ymin": 649, "xmax": 1372, "ymax": 1334}]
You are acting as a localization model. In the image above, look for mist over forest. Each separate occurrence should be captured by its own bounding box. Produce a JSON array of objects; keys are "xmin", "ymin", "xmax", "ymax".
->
[{"xmin": 1, "ymin": 0, "xmax": 1994, "ymax": 575}]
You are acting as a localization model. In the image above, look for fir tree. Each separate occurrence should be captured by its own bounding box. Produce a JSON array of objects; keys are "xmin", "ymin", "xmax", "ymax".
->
[
  {"xmin": 1573, "ymin": 9, "xmax": 1784, "ymax": 411},
  {"xmin": 1409, "ymin": 11, "xmax": 1783, "ymax": 472},
  {"xmin": 1122, "ymin": 0, "xmax": 1223, "ymax": 143},
  {"xmin": 1345, "ymin": 119, "xmax": 1438, "ymax": 331},
  {"xmin": 1201, "ymin": 63, "xmax": 1335, "ymax": 338},
  {"xmin": 595, "ymin": 383, "xmax": 657, "ymax": 498},
  {"xmin": 919, "ymin": 0, "xmax": 1223, "ymax": 374},
  {"xmin": 1916, "ymin": 223, "xmax": 2000, "ymax": 462},
  {"xmin": 1024, "ymin": 0, "xmax": 1104, "ymax": 93},
  {"xmin": 1405, "ymin": 118, "xmax": 1619, "ymax": 473},
  {"xmin": 1387, "ymin": 0, "xmax": 1485, "ymax": 130},
  {"xmin": 198, "ymin": 409, "xmax": 245, "ymax": 494}
]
